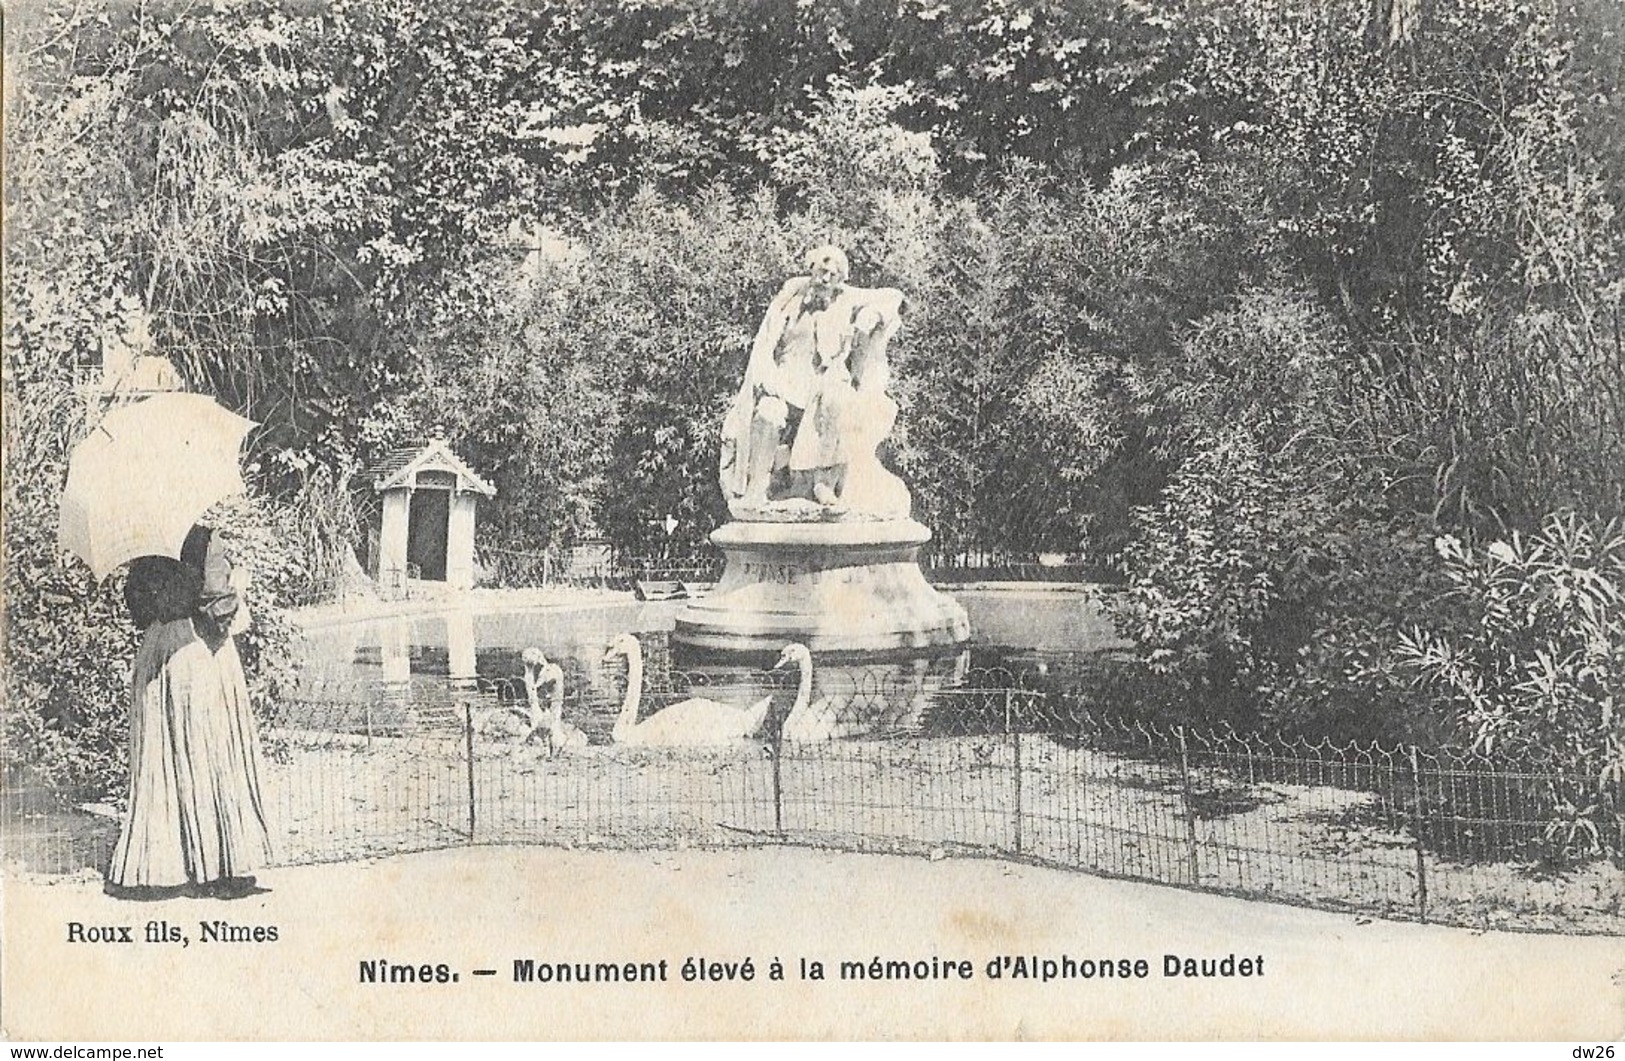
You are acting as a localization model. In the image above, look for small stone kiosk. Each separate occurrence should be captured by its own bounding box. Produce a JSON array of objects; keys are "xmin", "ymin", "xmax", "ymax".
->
[
  {"xmin": 674, "ymin": 246, "xmax": 969, "ymax": 654},
  {"xmin": 366, "ymin": 440, "xmax": 496, "ymax": 591}
]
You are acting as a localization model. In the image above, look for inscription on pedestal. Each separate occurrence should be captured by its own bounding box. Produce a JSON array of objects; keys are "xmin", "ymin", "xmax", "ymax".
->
[{"xmin": 738, "ymin": 561, "xmax": 810, "ymax": 585}]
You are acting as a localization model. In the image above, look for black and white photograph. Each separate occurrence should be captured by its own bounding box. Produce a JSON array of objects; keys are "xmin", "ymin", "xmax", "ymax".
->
[{"xmin": 1, "ymin": 0, "xmax": 1621, "ymax": 1045}]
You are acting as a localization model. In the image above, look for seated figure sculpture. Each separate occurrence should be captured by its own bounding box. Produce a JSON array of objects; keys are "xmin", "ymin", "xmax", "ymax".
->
[{"xmin": 719, "ymin": 245, "xmax": 911, "ymax": 522}]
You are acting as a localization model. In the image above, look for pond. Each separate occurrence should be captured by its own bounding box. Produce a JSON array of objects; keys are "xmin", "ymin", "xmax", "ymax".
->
[{"xmin": 285, "ymin": 587, "xmax": 1129, "ymax": 741}]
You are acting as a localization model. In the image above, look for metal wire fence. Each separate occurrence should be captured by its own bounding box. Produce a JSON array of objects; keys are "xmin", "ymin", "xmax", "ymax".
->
[
  {"xmin": 284, "ymin": 538, "xmax": 1098, "ymax": 605},
  {"xmin": 4, "ymin": 657, "xmax": 1620, "ymax": 934},
  {"xmin": 0, "ymin": 771, "xmax": 121, "ymax": 876},
  {"xmin": 282, "ymin": 563, "xmax": 421, "ymax": 607},
  {"xmin": 477, "ymin": 546, "xmax": 722, "ymax": 592}
]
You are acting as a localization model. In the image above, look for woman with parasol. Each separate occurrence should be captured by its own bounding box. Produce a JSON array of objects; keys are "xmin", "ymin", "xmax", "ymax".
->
[
  {"xmin": 106, "ymin": 524, "xmax": 273, "ymax": 898},
  {"xmin": 58, "ymin": 377, "xmax": 273, "ymax": 898}
]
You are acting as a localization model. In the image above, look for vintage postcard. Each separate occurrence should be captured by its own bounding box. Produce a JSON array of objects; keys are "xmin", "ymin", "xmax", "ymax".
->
[{"xmin": 3, "ymin": 0, "xmax": 1622, "ymax": 1045}]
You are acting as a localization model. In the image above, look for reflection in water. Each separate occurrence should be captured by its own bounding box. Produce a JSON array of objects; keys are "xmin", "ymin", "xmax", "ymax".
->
[
  {"xmin": 287, "ymin": 591, "xmax": 1122, "ymax": 741},
  {"xmin": 445, "ymin": 611, "xmax": 477, "ymax": 686},
  {"xmin": 779, "ymin": 650, "xmax": 972, "ymax": 740},
  {"xmin": 369, "ymin": 612, "xmax": 479, "ymax": 686},
  {"xmin": 380, "ymin": 616, "xmax": 411, "ymax": 685}
]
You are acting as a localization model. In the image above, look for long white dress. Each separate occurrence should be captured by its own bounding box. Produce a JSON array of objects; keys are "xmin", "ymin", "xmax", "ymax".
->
[{"xmin": 106, "ymin": 617, "xmax": 272, "ymax": 888}]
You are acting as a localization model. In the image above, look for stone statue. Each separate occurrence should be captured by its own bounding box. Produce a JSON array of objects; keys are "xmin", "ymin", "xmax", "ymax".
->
[
  {"xmin": 681, "ymin": 247, "xmax": 970, "ymax": 653},
  {"xmin": 719, "ymin": 245, "xmax": 911, "ymax": 522}
]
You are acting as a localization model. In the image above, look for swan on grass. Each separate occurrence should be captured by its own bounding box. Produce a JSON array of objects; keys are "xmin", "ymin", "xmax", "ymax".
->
[
  {"xmin": 772, "ymin": 642, "xmax": 854, "ymax": 742},
  {"xmin": 521, "ymin": 647, "xmax": 588, "ymax": 756},
  {"xmin": 601, "ymin": 633, "xmax": 772, "ymax": 747}
]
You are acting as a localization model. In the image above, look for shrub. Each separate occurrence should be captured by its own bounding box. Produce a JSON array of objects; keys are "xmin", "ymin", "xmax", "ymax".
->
[
  {"xmin": 1398, "ymin": 512, "xmax": 1625, "ymax": 857},
  {"xmin": 1111, "ymin": 432, "xmax": 1307, "ymax": 723},
  {"xmin": 1, "ymin": 379, "xmax": 302, "ymax": 801},
  {"xmin": 1400, "ymin": 514, "xmax": 1623, "ymax": 760},
  {"xmin": 2, "ymin": 382, "xmax": 136, "ymax": 798},
  {"xmin": 1108, "ymin": 288, "xmax": 1458, "ymax": 742}
]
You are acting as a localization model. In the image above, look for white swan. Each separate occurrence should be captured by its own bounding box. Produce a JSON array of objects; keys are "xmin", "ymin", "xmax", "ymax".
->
[
  {"xmin": 521, "ymin": 647, "xmax": 588, "ymax": 757},
  {"xmin": 602, "ymin": 633, "xmax": 773, "ymax": 746},
  {"xmin": 773, "ymin": 642, "xmax": 849, "ymax": 742}
]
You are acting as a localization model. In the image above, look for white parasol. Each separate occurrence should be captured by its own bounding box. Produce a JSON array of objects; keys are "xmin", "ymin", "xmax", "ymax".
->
[{"xmin": 57, "ymin": 392, "xmax": 257, "ymax": 580}]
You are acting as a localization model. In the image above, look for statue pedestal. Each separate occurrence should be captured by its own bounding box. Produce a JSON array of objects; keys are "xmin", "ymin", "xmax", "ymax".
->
[{"xmin": 672, "ymin": 519, "xmax": 970, "ymax": 654}]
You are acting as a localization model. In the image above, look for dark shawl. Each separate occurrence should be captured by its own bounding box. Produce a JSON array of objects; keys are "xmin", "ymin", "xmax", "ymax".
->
[{"xmin": 123, "ymin": 525, "xmax": 240, "ymax": 645}]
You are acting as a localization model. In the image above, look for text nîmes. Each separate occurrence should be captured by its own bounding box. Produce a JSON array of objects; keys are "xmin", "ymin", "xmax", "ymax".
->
[{"xmin": 359, "ymin": 959, "xmax": 459, "ymax": 984}]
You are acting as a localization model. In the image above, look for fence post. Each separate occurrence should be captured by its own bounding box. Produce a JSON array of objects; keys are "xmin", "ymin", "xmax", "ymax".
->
[
  {"xmin": 772, "ymin": 728, "xmax": 784, "ymax": 838},
  {"xmin": 1006, "ymin": 688, "xmax": 1023, "ymax": 856},
  {"xmin": 1409, "ymin": 745, "xmax": 1429, "ymax": 923},
  {"xmin": 464, "ymin": 703, "xmax": 476, "ymax": 843},
  {"xmin": 1175, "ymin": 727, "xmax": 1201, "ymax": 885}
]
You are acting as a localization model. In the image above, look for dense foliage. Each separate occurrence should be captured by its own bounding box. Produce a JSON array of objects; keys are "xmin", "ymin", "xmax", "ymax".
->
[{"xmin": 4, "ymin": 0, "xmax": 1621, "ymax": 856}]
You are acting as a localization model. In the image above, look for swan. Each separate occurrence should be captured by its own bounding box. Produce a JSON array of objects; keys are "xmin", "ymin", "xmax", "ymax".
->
[
  {"xmin": 772, "ymin": 642, "xmax": 848, "ymax": 742},
  {"xmin": 601, "ymin": 633, "xmax": 773, "ymax": 746},
  {"xmin": 521, "ymin": 647, "xmax": 588, "ymax": 757}
]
